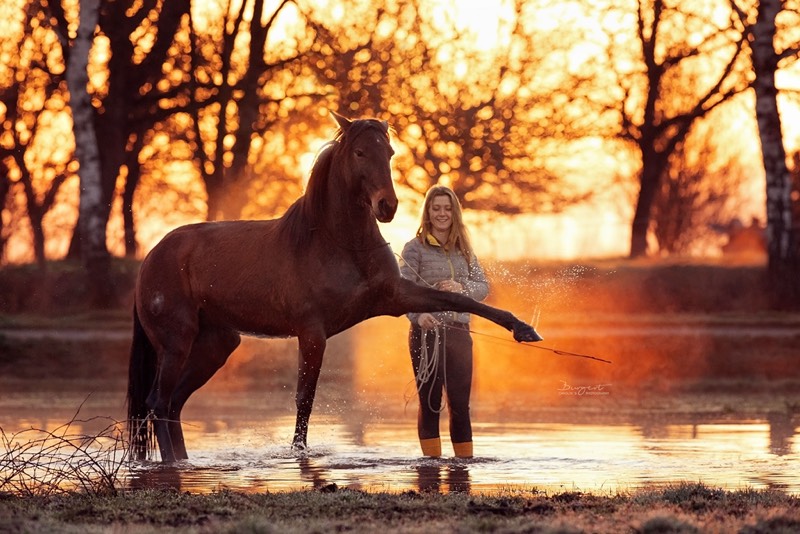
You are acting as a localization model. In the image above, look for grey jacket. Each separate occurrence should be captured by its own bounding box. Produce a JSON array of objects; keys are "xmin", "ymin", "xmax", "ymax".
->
[{"xmin": 399, "ymin": 235, "xmax": 489, "ymax": 325}]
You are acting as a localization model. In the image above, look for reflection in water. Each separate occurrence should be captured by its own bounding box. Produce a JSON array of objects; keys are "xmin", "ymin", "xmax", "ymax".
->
[
  {"xmin": 128, "ymin": 464, "xmax": 183, "ymax": 491},
  {"xmin": 416, "ymin": 464, "xmax": 441, "ymax": 492},
  {"xmin": 298, "ymin": 457, "xmax": 333, "ymax": 490},
  {"xmin": 416, "ymin": 463, "xmax": 471, "ymax": 494},
  {"xmin": 768, "ymin": 411, "xmax": 798, "ymax": 456}
]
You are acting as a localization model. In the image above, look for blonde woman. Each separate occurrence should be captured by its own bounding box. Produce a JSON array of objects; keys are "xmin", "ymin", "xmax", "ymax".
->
[{"xmin": 400, "ymin": 185, "xmax": 488, "ymax": 459}]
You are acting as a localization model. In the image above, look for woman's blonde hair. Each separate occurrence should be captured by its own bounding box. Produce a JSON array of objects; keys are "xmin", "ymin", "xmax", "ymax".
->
[{"xmin": 416, "ymin": 185, "xmax": 474, "ymax": 260}]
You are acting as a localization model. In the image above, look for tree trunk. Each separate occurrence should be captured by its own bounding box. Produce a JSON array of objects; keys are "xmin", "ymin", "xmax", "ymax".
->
[
  {"xmin": 17, "ymin": 166, "xmax": 47, "ymax": 268},
  {"xmin": 122, "ymin": 133, "xmax": 145, "ymax": 258},
  {"xmin": 630, "ymin": 140, "xmax": 669, "ymax": 258},
  {"xmin": 205, "ymin": 173, "xmax": 225, "ymax": 222},
  {"xmin": 751, "ymin": 0, "xmax": 800, "ymax": 309},
  {"xmin": 66, "ymin": 0, "xmax": 114, "ymax": 307},
  {"xmin": 30, "ymin": 217, "xmax": 46, "ymax": 268},
  {"xmin": 219, "ymin": 170, "xmax": 253, "ymax": 220},
  {"xmin": 0, "ymin": 160, "xmax": 9, "ymax": 262},
  {"xmin": 122, "ymin": 157, "xmax": 138, "ymax": 258},
  {"xmin": 630, "ymin": 164, "xmax": 661, "ymax": 258}
]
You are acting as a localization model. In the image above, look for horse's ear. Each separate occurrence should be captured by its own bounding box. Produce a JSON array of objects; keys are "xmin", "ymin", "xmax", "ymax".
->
[
  {"xmin": 381, "ymin": 120, "xmax": 389, "ymax": 132},
  {"xmin": 331, "ymin": 111, "xmax": 351, "ymax": 132}
]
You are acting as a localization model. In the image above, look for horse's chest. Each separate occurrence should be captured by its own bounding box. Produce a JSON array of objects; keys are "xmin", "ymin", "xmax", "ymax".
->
[
  {"xmin": 316, "ymin": 271, "xmax": 381, "ymax": 323},
  {"xmin": 320, "ymin": 273, "xmax": 373, "ymax": 308}
]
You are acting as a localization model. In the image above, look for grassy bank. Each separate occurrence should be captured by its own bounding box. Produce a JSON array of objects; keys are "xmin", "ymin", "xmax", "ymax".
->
[{"xmin": 1, "ymin": 483, "xmax": 799, "ymax": 533}]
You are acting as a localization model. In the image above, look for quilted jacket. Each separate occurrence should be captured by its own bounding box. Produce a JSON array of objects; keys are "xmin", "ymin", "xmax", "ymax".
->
[{"xmin": 399, "ymin": 234, "xmax": 489, "ymax": 325}]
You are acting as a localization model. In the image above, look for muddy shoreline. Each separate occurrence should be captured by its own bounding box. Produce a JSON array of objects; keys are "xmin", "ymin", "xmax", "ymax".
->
[{"xmin": 1, "ymin": 484, "xmax": 799, "ymax": 533}]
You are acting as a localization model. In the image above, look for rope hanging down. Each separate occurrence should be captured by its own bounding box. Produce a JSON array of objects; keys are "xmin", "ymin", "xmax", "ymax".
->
[{"xmin": 415, "ymin": 327, "xmax": 448, "ymax": 413}]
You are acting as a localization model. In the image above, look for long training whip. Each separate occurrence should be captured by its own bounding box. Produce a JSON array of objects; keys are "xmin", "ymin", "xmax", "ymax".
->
[
  {"xmin": 395, "ymin": 251, "xmax": 613, "ymax": 365},
  {"xmin": 444, "ymin": 322, "xmax": 612, "ymax": 364}
]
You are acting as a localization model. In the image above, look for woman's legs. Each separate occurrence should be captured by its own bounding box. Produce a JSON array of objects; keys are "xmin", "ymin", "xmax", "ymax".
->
[
  {"xmin": 443, "ymin": 327, "xmax": 473, "ymax": 447},
  {"xmin": 409, "ymin": 324, "xmax": 474, "ymax": 457},
  {"xmin": 410, "ymin": 325, "xmax": 445, "ymax": 454}
]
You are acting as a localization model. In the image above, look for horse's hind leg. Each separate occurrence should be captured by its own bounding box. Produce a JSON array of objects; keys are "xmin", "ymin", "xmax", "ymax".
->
[
  {"xmin": 167, "ymin": 325, "xmax": 241, "ymax": 460},
  {"xmin": 145, "ymin": 322, "xmax": 197, "ymax": 463}
]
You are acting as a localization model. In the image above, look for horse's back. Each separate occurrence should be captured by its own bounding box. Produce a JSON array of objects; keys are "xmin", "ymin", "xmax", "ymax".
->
[
  {"xmin": 141, "ymin": 219, "xmax": 284, "ymax": 274},
  {"xmin": 136, "ymin": 219, "xmax": 306, "ymax": 335}
]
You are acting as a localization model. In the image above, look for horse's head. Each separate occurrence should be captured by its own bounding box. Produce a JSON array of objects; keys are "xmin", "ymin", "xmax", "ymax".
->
[{"xmin": 332, "ymin": 111, "xmax": 398, "ymax": 223}]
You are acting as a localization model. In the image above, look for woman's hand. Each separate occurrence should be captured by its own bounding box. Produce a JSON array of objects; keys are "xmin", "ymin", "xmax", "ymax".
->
[
  {"xmin": 436, "ymin": 280, "xmax": 463, "ymax": 293},
  {"xmin": 418, "ymin": 313, "xmax": 439, "ymax": 329}
]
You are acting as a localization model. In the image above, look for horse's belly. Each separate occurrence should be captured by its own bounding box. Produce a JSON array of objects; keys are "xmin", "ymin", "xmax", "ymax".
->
[
  {"xmin": 239, "ymin": 330, "xmax": 295, "ymax": 340},
  {"xmin": 198, "ymin": 299, "xmax": 298, "ymax": 337},
  {"xmin": 195, "ymin": 267, "xmax": 380, "ymax": 338}
]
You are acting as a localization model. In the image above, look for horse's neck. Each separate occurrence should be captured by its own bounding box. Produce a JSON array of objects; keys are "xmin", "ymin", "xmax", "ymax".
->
[
  {"xmin": 323, "ymin": 204, "xmax": 381, "ymax": 248},
  {"xmin": 321, "ymin": 178, "xmax": 382, "ymax": 250}
]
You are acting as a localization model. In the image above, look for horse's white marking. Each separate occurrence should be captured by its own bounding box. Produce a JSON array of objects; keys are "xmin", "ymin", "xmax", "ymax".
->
[{"xmin": 150, "ymin": 292, "xmax": 165, "ymax": 316}]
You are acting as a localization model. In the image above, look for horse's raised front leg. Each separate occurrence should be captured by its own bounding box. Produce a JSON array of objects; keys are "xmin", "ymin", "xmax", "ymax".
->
[
  {"xmin": 381, "ymin": 278, "xmax": 543, "ymax": 342},
  {"xmin": 168, "ymin": 324, "xmax": 241, "ymax": 460},
  {"xmin": 292, "ymin": 325, "xmax": 328, "ymax": 450}
]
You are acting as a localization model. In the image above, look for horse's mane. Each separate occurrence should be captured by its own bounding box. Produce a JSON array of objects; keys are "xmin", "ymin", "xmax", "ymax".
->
[
  {"xmin": 281, "ymin": 119, "xmax": 390, "ymax": 248},
  {"xmin": 281, "ymin": 140, "xmax": 336, "ymax": 247}
]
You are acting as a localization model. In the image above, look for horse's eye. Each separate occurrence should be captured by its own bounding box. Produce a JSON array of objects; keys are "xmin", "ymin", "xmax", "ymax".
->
[{"xmin": 354, "ymin": 149, "xmax": 365, "ymax": 158}]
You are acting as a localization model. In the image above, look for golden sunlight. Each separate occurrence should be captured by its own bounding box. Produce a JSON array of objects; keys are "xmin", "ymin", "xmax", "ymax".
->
[{"xmin": 427, "ymin": 0, "xmax": 512, "ymax": 51}]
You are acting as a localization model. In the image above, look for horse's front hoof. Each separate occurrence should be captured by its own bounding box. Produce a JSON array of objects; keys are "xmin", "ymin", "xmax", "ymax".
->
[
  {"xmin": 513, "ymin": 322, "xmax": 543, "ymax": 342},
  {"xmin": 291, "ymin": 440, "xmax": 308, "ymax": 453}
]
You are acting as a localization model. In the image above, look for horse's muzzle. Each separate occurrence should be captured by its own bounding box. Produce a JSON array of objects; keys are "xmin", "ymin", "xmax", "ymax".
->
[{"xmin": 374, "ymin": 196, "xmax": 398, "ymax": 223}]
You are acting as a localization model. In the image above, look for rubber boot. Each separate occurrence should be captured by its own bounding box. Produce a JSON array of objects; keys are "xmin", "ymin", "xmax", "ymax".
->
[
  {"xmin": 420, "ymin": 437, "xmax": 442, "ymax": 457},
  {"xmin": 453, "ymin": 441, "xmax": 473, "ymax": 458}
]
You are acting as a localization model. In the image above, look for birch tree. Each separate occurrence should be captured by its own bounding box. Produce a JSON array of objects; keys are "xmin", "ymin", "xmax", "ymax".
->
[
  {"xmin": 745, "ymin": 0, "xmax": 800, "ymax": 306},
  {"xmin": 65, "ymin": 0, "xmax": 112, "ymax": 304}
]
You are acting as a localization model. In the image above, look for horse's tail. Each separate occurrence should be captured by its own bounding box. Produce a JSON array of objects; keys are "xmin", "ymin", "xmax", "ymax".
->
[{"xmin": 126, "ymin": 303, "xmax": 157, "ymax": 461}]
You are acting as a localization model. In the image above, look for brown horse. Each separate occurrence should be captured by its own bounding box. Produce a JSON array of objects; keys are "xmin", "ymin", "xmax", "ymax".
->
[{"xmin": 127, "ymin": 112, "xmax": 542, "ymax": 462}]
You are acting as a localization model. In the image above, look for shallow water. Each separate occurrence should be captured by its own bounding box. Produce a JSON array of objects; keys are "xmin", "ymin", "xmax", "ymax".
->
[
  {"xmin": 123, "ymin": 415, "xmax": 800, "ymax": 495},
  {"xmin": 1, "ymin": 315, "xmax": 799, "ymax": 495}
]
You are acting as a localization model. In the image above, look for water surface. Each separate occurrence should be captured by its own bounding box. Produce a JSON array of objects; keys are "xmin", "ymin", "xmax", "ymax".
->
[{"xmin": 1, "ymin": 315, "xmax": 798, "ymax": 495}]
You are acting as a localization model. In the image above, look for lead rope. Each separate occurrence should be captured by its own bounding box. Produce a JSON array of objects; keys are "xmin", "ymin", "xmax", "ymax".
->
[
  {"xmin": 398, "ymin": 251, "xmax": 451, "ymax": 414},
  {"xmin": 416, "ymin": 326, "xmax": 448, "ymax": 413}
]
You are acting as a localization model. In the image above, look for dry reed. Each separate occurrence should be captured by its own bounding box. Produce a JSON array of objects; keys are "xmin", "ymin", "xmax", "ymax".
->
[{"xmin": 0, "ymin": 402, "xmax": 127, "ymax": 497}]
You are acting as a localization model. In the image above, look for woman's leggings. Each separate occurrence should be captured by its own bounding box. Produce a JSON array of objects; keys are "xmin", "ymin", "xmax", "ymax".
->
[{"xmin": 409, "ymin": 323, "xmax": 473, "ymax": 444}]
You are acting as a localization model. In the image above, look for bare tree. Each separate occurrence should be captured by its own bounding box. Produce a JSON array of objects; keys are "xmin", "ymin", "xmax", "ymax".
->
[
  {"xmin": 47, "ymin": 0, "xmax": 192, "ymax": 258},
  {"xmin": 305, "ymin": 0, "xmax": 590, "ymax": 214},
  {"xmin": 186, "ymin": 0, "xmax": 331, "ymax": 221},
  {"xmin": 0, "ymin": 0, "xmax": 71, "ymax": 266},
  {"xmin": 651, "ymin": 119, "xmax": 748, "ymax": 254},
  {"xmin": 587, "ymin": 0, "xmax": 750, "ymax": 257}
]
